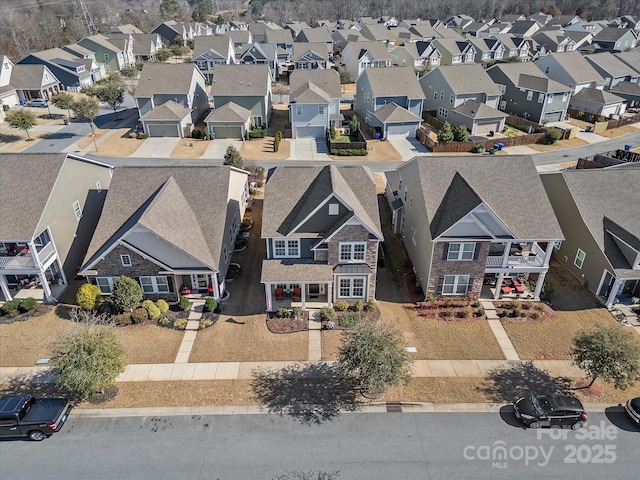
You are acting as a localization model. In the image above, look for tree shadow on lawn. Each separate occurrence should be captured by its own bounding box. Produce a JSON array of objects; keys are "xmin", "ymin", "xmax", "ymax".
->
[
  {"xmin": 0, "ymin": 133, "xmax": 23, "ymax": 143},
  {"xmin": 251, "ymin": 362, "xmax": 361, "ymax": 425},
  {"xmin": 0, "ymin": 372, "xmax": 83, "ymax": 405},
  {"xmin": 478, "ymin": 361, "xmax": 573, "ymax": 403},
  {"xmin": 40, "ymin": 132, "xmax": 77, "ymax": 140}
]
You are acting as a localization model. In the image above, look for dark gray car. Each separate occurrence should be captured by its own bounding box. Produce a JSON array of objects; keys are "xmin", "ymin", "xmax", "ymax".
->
[{"xmin": 514, "ymin": 394, "xmax": 587, "ymax": 429}]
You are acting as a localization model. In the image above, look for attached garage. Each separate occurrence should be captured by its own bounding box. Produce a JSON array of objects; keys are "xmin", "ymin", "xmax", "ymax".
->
[
  {"xmin": 213, "ymin": 125, "xmax": 243, "ymax": 139},
  {"xmin": 146, "ymin": 123, "xmax": 181, "ymax": 137},
  {"xmin": 474, "ymin": 120, "xmax": 502, "ymax": 136},
  {"xmin": 385, "ymin": 123, "xmax": 416, "ymax": 138},
  {"xmin": 543, "ymin": 111, "xmax": 563, "ymax": 123},
  {"xmin": 295, "ymin": 125, "xmax": 325, "ymax": 138}
]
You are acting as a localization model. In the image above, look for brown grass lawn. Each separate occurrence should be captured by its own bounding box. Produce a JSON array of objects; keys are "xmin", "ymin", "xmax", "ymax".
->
[
  {"xmin": 89, "ymin": 128, "xmax": 143, "ymax": 157},
  {"xmin": 597, "ymin": 124, "xmax": 640, "ymax": 138},
  {"xmin": 527, "ymin": 137, "xmax": 589, "ymax": 152},
  {"xmin": 170, "ymin": 138, "xmax": 210, "ymax": 158},
  {"xmin": 189, "ymin": 313, "xmax": 309, "ymax": 362},
  {"xmin": 241, "ymin": 136, "xmax": 291, "ymax": 160},
  {"xmin": 113, "ymin": 324, "xmax": 183, "ymax": 364},
  {"xmin": 330, "ymin": 139, "xmax": 402, "ymax": 162},
  {"xmin": 321, "ymin": 329, "xmax": 344, "ymax": 361},
  {"xmin": 502, "ymin": 260, "xmax": 640, "ymax": 360}
]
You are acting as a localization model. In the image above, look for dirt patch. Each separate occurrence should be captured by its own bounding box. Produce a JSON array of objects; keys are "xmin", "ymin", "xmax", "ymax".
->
[
  {"xmin": 267, "ymin": 311, "xmax": 309, "ymax": 333},
  {"xmin": 241, "ymin": 136, "xmax": 290, "ymax": 160},
  {"xmin": 171, "ymin": 138, "xmax": 210, "ymax": 158},
  {"xmin": 330, "ymin": 139, "xmax": 402, "ymax": 162},
  {"xmin": 95, "ymin": 128, "xmax": 143, "ymax": 157},
  {"xmin": 597, "ymin": 124, "xmax": 640, "ymax": 138},
  {"xmin": 527, "ymin": 137, "xmax": 589, "ymax": 152}
]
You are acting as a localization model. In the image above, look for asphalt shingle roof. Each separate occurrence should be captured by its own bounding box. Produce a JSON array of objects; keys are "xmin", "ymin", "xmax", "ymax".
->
[
  {"xmin": 453, "ymin": 99, "xmax": 508, "ymax": 119},
  {"xmin": 9, "ymin": 64, "xmax": 58, "ymax": 89},
  {"xmin": 261, "ymin": 260, "xmax": 334, "ymax": 283},
  {"xmin": 139, "ymin": 100, "xmax": 191, "ymax": 120},
  {"xmin": 192, "ymin": 35, "xmax": 232, "ymax": 58},
  {"xmin": 487, "ymin": 62, "xmax": 571, "ymax": 93},
  {"xmin": 536, "ymin": 51, "xmax": 605, "ymax": 85},
  {"xmin": 373, "ymin": 102, "xmax": 422, "ymax": 122},
  {"xmin": 211, "ymin": 64, "xmax": 270, "ymax": 96},
  {"xmin": 361, "ymin": 66, "xmax": 425, "ymax": 99},
  {"xmin": 290, "ymin": 69, "xmax": 341, "ymax": 99},
  {"xmin": 429, "ymin": 64, "xmax": 502, "ymax": 96},
  {"xmin": 136, "ymin": 63, "xmax": 201, "ymax": 97},
  {"xmin": 205, "ymin": 102, "xmax": 251, "ymax": 123},
  {"xmin": 584, "ymin": 52, "xmax": 638, "ymax": 77},
  {"xmin": 571, "ymin": 87, "xmax": 624, "ymax": 104}
]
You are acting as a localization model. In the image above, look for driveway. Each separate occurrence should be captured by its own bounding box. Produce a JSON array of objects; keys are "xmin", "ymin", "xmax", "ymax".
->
[
  {"xmin": 203, "ymin": 139, "xmax": 243, "ymax": 159},
  {"xmin": 288, "ymin": 138, "xmax": 330, "ymax": 160},
  {"xmin": 388, "ymin": 137, "xmax": 430, "ymax": 160},
  {"xmin": 129, "ymin": 137, "xmax": 181, "ymax": 158}
]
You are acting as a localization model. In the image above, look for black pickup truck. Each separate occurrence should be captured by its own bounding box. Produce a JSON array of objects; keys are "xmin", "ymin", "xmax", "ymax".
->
[{"xmin": 0, "ymin": 395, "xmax": 71, "ymax": 441}]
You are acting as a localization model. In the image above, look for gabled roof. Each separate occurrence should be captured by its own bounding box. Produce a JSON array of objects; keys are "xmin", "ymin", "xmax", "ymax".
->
[
  {"xmin": 224, "ymin": 30, "xmax": 252, "ymax": 44},
  {"xmin": 506, "ymin": 20, "xmax": 541, "ymax": 36},
  {"xmin": 360, "ymin": 66, "xmax": 425, "ymax": 99},
  {"xmin": 79, "ymin": 34, "xmax": 123, "ymax": 53},
  {"xmin": 433, "ymin": 37, "xmax": 472, "ymax": 54},
  {"xmin": 373, "ymin": 102, "xmax": 422, "ymax": 123},
  {"xmin": 610, "ymin": 80, "xmax": 640, "ymax": 96},
  {"xmin": 487, "ymin": 62, "xmax": 571, "ymax": 93},
  {"xmin": 292, "ymin": 42, "xmax": 329, "ymax": 60},
  {"xmin": 9, "ymin": 64, "xmax": 58, "ymax": 89},
  {"xmin": 560, "ymin": 168, "xmax": 640, "ymax": 275},
  {"xmin": 110, "ymin": 24, "xmax": 143, "ymax": 34},
  {"xmin": 82, "ymin": 166, "xmax": 244, "ymax": 272},
  {"xmin": 584, "ymin": 51, "xmax": 639, "ymax": 77},
  {"xmin": 211, "ymin": 64, "xmax": 270, "ymax": 96},
  {"xmin": 492, "ymin": 33, "xmax": 527, "ymax": 50},
  {"xmin": 127, "ymin": 34, "xmax": 161, "ymax": 56},
  {"xmin": 614, "ymin": 50, "xmax": 640, "ymax": 74},
  {"xmin": 264, "ymin": 28, "xmax": 294, "ymax": 45},
  {"xmin": 262, "ymin": 166, "xmax": 382, "ymax": 240},
  {"xmin": 291, "ymin": 81, "xmax": 331, "ymax": 103},
  {"xmin": 536, "ymin": 51, "xmax": 606, "ymax": 85},
  {"xmin": 594, "ymin": 27, "xmax": 635, "ymax": 42},
  {"xmin": 571, "ymin": 87, "xmax": 624, "ymax": 105},
  {"xmin": 205, "ymin": 102, "xmax": 251, "ymax": 123},
  {"xmin": 140, "ymin": 100, "xmax": 192, "ymax": 120},
  {"xmin": 290, "ymin": 69, "xmax": 341, "ymax": 99},
  {"xmin": 426, "ymin": 64, "xmax": 502, "ymax": 96},
  {"xmin": 192, "ymin": 35, "xmax": 232, "ymax": 59},
  {"xmin": 239, "ymin": 42, "xmax": 276, "ymax": 61},
  {"xmin": 136, "ymin": 63, "xmax": 202, "ymax": 97},
  {"xmin": 360, "ymin": 23, "xmax": 394, "ymax": 42},
  {"xmin": 453, "ymin": 99, "xmax": 508, "ymax": 119},
  {"xmin": 344, "ymin": 41, "xmax": 391, "ymax": 60},
  {"xmin": 401, "ymin": 156, "xmax": 563, "ymax": 240},
  {"xmin": 297, "ymin": 28, "xmax": 333, "ymax": 43}
]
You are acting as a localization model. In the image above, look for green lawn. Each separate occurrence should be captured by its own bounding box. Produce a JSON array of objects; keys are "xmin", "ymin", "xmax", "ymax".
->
[{"xmin": 332, "ymin": 135, "xmax": 358, "ymax": 143}]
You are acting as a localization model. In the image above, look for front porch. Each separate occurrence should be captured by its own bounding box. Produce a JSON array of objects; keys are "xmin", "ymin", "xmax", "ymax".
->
[{"xmin": 0, "ymin": 280, "xmax": 67, "ymax": 303}]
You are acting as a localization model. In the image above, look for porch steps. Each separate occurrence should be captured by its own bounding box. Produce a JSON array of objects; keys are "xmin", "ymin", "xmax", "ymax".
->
[
  {"xmin": 482, "ymin": 301, "xmax": 521, "ymax": 361},
  {"xmin": 307, "ymin": 309, "xmax": 322, "ymax": 362}
]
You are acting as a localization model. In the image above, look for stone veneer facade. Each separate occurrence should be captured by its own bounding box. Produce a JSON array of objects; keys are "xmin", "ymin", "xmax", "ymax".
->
[
  {"xmin": 427, "ymin": 241, "xmax": 490, "ymax": 296},
  {"xmin": 326, "ymin": 224, "xmax": 379, "ymax": 301}
]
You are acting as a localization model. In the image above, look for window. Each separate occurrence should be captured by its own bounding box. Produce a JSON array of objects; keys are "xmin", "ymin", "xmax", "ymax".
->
[
  {"xmin": 526, "ymin": 90, "xmax": 533, "ymax": 101},
  {"xmin": 329, "ymin": 203, "xmax": 339, "ymax": 215},
  {"xmin": 73, "ymin": 200, "xmax": 82, "ymax": 220},
  {"xmin": 442, "ymin": 275, "xmax": 470, "ymax": 295},
  {"xmin": 96, "ymin": 181, "xmax": 102, "ymax": 193},
  {"xmin": 95, "ymin": 277, "xmax": 114, "ymax": 294},
  {"xmin": 433, "ymin": 91, "xmax": 437, "ymax": 100},
  {"xmin": 500, "ymin": 100, "xmax": 506, "ymax": 110},
  {"xmin": 447, "ymin": 242, "xmax": 475, "ymax": 260},
  {"xmin": 450, "ymin": 94, "xmax": 454, "ymax": 104},
  {"xmin": 553, "ymin": 240, "xmax": 562, "ymax": 250},
  {"xmin": 296, "ymin": 105, "xmax": 302, "ymax": 116},
  {"xmin": 562, "ymin": 92, "xmax": 568, "ymax": 102},
  {"xmin": 574, "ymin": 249, "xmax": 586, "ymax": 269},
  {"xmin": 538, "ymin": 93, "xmax": 544, "ymax": 103},
  {"xmin": 140, "ymin": 276, "xmax": 170, "ymax": 294},
  {"xmin": 273, "ymin": 239, "xmax": 300, "ymax": 258},
  {"xmin": 338, "ymin": 277, "xmax": 365, "ymax": 298},
  {"xmin": 104, "ymin": 53, "xmax": 110, "ymax": 61},
  {"xmin": 340, "ymin": 242, "xmax": 366, "ymax": 262},
  {"xmin": 440, "ymin": 90, "xmax": 444, "ymax": 100},
  {"xmin": 547, "ymin": 94, "xmax": 554, "ymax": 103},
  {"xmin": 120, "ymin": 254, "xmax": 132, "ymax": 267},
  {"xmin": 438, "ymin": 107, "xmax": 448, "ymax": 118},
  {"xmin": 318, "ymin": 105, "xmax": 325, "ymax": 115}
]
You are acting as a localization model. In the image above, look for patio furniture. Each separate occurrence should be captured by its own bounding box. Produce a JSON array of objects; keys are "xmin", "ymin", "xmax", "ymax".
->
[
  {"xmin": 292, "ymin": 287, "xmax": 301, "ymax": 301},
  {"xmin": 180, "ymin": 285, "xmax": 191, "ymax": 296},
  {"xmin": 511, "ymin": 278, "xmax": 525, "ymax": 294},
  {"xmin": 500, "ymin": 282, "xmax": 513, "ymax": 295},
  {"xmin": 275, "ymin": 287, "xmax": 284, "ymax": 301}
]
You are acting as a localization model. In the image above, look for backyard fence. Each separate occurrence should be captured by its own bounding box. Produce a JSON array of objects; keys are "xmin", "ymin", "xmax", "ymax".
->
[{"xmin": 417, "ymin": 126, "xmax": 545, "ymax": 153}]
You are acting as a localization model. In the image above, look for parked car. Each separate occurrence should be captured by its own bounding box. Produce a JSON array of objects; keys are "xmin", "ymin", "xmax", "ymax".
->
[
  {"xmin": 624, "ymin": 397, "xmax": 640, "ymax": 425},
  {"xmin": 0, "ymin": 395, "xmax": 71, "ymax": 441},
  {"xmin": 29, "ymin": 98, "xmax": 49, "ymax": 108},
  {"xmin": 514, "ymin": 394, "xmax": 587, "ymax": 429}
]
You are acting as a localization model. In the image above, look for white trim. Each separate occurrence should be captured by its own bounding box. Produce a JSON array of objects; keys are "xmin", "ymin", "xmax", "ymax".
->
[
  {"xmin": 442, "ymin": 274, "xmax": 470, "ymax": 295},
  {"xmin": 337, "ymin": 276, "xmax": 367, "ymax": 298},
  {"xmin": 272, "ymin": 238, "xmax": 300, "ymax": 258},
  {"xmin": 289, "ymin": 192, "xmax": 351, "ymax": 235},
  {"xmin": 95, "ymin": 276, "xmax": 115, "ymax": 294},
  {"xmin": 339, "ymin": 241, "xmax": 367, "ymax": 262},
  {"xmin": 139, "ymin": 275, "xmax": 170, "ymax": 294},
  {"xmin": 324, "ymin": 214, "xmax": 383, "ymax": 242},
  {"xmin": 120, "ymin": 254, "xmax": 132, "ymax": 267},
  {"xmin": 446, "ymin": 242, "xmax": 475, "ymax": 261},
  {"xmin": 574, "ymin": 248, "xmax": 586, "ymax": 269}
]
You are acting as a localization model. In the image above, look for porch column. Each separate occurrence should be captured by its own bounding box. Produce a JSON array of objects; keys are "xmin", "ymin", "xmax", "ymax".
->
[
  {"xmin": 501, "ymin": 242, "xmax": 512, "ymax": 268},
  {"xmin": 301, "ymin": 285, "xmax": 306, "ymax": 310},
  {"xmin": 265, "ymin": 283, "xmax": 273, "ymax": 312},
  {"xmin": 56, "ymin": 257, "xmax": 68, "ymax": 286},
  {"xmin": 542, "ymin": 242, "xmax": 554, "ymax": 266},
  {"xmin": 596, "ymin": 270, "xmax": 608, "ymax": 298},
  {"xmin": 327, "ymin": 282, "xmax": 333, "ymax": 307},
  {"xmin": 0, "ymin": 276, "xmax": 12, "ymax": 302},
  {"xmin": 39, "ymin": 271, "xmax": 53, "ymax": 301},
  {"xmin": 533, "ymin": 271, "xmax": 547, "ymax": 301},
  {"xmin": 494, "ymin": 272, "xmax": 505, "ymax": 300},
  {"xmin": 606, "ymin": 278, "xmax": 623, "ymax": 308}
]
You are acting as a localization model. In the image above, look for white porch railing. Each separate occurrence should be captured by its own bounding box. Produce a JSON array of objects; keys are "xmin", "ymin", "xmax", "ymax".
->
[
  {"xmin": 0, "ymin": 255, "xmax": 36, "ymax": 269},
  {"xmin": 37, "ymin": 242, "xmax": 56, "ymax": 265},
  {"xmin": 486, "ymin": 254, "xmax": 544, "ymax": 268}
]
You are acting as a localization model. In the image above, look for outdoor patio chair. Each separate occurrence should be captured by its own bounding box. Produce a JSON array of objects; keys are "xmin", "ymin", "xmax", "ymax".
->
[
  {"xmin": 511, "ymin": 279, "xmax": 525, "ymax": 294},
  {"xmin": 292, "ymin": 287, "xmax": 301, "ymax": 301},
  {"xmin": 275, "ymin": 287, "xmax": 284, "ymax": 301},
  {"xmin": 500, "ymin": 282, "xmax": 513, "ymax": 295}
]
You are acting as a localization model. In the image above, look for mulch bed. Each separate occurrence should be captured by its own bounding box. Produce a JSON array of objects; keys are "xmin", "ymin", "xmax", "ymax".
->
[
  {"xmin": 495, "ymin": 301, "xmax": 556, "ymax": 321},
  {"xmin": 266, "ymin": 311, "xmax": 309, "ymax": 334},
  {"xmin": 0, "ymin": 304, "xmax": 53, "ymax": 325},
  {"xmin": 414, "ymin": 297, "xmax": 486, "ymax": 321}
]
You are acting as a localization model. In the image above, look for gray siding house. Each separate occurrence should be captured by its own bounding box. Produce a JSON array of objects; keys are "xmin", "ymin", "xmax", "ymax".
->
[
  {"xmin": 192, "ymin": 35, "xmax": 236, "ymax": 82},
  {"xmin": 541, "ymin": 168, "xmax": 640, "ymax": 308},
  {"xmin": 289, "ymin": 69, "xmax": 341, "ymax": 138},
  {"xmin": 261, "ymin": 166, "xmax": 382, "ymax": 311},
  {"xmin": 0, "ymin": 153, "xmax": 113, "ymax": 302},
  {"xmin": 79, "ymin": 166, "xmax": 250, "ymax": 301},
  {"xmin": 534, "ymin": 51, "xmax": 606, "ymax": 94},
  {"xmin": 76, "ymin": 34, "xmax": 134, "ymax": 73},
  {"xmin": 388, "ymin": 156, "xmax": 563, "ymax": 300}
]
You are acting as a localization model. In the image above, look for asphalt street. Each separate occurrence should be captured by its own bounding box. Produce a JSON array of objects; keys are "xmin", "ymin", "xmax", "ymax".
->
[{"xmin": 1, "ymin": 410, "xmax": 638, "ymax": 479}]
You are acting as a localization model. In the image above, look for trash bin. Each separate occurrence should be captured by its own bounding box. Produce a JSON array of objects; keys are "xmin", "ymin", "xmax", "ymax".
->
[
  {"xmin": 624, "ymin": 144, "xmax": 631, "ymax": 151},
  {"xmin": 374, "ymin": 130, "xmax": 381, "ymax": 139},
  {"xmin": 19, "ymin": 99, "xmax": 25, "ymax": 105},
  {"xmin": 497, "ymin": 142, "xmax": 504, "ymax": 151}
]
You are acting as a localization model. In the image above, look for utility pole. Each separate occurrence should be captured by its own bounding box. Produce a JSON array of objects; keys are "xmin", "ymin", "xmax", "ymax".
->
[{"xmin": 76, "ymin": 0, "xmax": 97, "ymax": 35}]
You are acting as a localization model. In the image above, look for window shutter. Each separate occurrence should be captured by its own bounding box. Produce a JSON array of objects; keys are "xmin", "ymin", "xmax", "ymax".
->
[
  {"xmin": 467, "ymin": 277, "xmax": 474, "ymax": 293},
  {"xmin": 442, "ymin": 243, "xmax": 449, "ymax": 260},
  {"xmin": 473, "ymin": 243, "xmax": 480, "ymax": 260},
  {"xmin": 437, "ymin": 276, "xmax": 444, "ymax": 294}
]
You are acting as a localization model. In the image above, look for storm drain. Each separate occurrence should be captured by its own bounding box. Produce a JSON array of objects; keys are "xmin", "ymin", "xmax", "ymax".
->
[{"xmin": 386, "ymin": 402, "xmax": 403, "ymax": 413}]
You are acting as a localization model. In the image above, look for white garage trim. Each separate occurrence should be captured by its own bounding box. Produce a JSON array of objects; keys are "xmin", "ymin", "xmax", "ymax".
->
[
  {"xmin": 295, "ymin": 125, "xmax": 325, "ymax": 138},
  {"xmin": 145, "ymin": 123, "xmax": 181, "ymax": 138}
]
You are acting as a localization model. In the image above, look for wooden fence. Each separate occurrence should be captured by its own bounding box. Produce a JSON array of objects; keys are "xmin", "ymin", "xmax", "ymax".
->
[
  {"xmin": 422, "ymin": 112, "xmax": 445, "ymax": 130},
  {"xmin": 567, "ymin": 108, "xmax": 640, "ymax": 131},
  {"xmin": 417, "ymin": 126, "xmax": 545, "ymax": 153},
  {"xmin": 326, "ymin": 128, "xmax": 367, "ymax": 150},
  {"xmin": 505, "ymin": 115, "xmax": 545, "ymax": 133}
]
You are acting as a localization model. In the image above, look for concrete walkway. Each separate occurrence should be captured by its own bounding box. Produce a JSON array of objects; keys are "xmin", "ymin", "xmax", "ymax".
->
[
  {"xmin": 174, "ymin": 299, "xmax": 205, "ymax": 363},
  {"xmin": 481, "ymin": 301, "xmax": 521, "ymax": 361},
  {"xmin": 307, "ymin": 309, "xmax": 322, "ymax": 361}
]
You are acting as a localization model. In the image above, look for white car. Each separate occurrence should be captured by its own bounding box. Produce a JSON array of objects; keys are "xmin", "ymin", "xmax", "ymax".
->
[{"xmin": 29, "ymin": 98, "xmax": 49, "ymax": 108}]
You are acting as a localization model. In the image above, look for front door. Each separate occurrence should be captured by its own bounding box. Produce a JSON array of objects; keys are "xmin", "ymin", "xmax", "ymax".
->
[{"xmin": 191, "ymin": 274, "xmax": 209, "ymax": 291}]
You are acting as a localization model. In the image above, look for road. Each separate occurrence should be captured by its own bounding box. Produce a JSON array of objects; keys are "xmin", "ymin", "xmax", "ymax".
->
[{"xmin": 1, "ymin": 410, "xmax": 638, "ymax": 479}]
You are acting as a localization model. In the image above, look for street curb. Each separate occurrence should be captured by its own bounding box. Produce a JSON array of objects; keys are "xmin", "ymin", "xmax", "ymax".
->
[{"xmin": 71, "ymin": 403, "xmax": 622, "ymax": 418}]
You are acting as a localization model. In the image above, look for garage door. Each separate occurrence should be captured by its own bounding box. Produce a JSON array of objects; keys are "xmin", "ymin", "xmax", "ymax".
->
[
  {"xmin": 214, "ymin": 125, "xmax": 243, "ymax": 139},
  {"xmin": 296, "ymin": 126, "xmax": 325, "ymax": 138},
  {"xmin": 474, "ymin": 121, "xmax": 501, "ymax": 136},
  {"xmin": 147, "ymin": 123, "xmax": 180, "ymax": 137},
  {"xmin": 543, "ymin": 111, "xmax": 562, "ymax": 123},
  {"xmin": 386, "ymin": 124, "xmax": 414, "ymax": 137}
]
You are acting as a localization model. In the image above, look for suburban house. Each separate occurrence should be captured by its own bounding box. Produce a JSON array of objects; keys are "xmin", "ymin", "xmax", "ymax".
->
[
  {"xmin": 112, "ymin": 33, "xmax": 163, "ymax": 62},
  {"xmin": 18, "ymin": 47, "xmax": 102, "ymax": 91},
  {"xmin": 225, "ymin": 29, "xmax": 253, "ymax": 48},
  {"xmin": 486, "ymin": 62, "xmax": 572, "ymax": 123},
  {"xmin": 211, "ymin": 64, "xmax": 272, "ymax": 129},
  {"xmin": 584, "ymin": 52, "xmax": 640, "ymax": 89},
  {"xmin": 390, "ymin": 42, "xmax": 425, "ymax": 69},
  {"xmin": 505, "ymin": 19, "xmax": 542, "ymax": 38},
  {"xmin": 78, "ymin": 166, "xmax": 250, "ymax": 301},
  {"xmin": 339, "ymin": 41, "xmax": 393, "ymax": 79},
  {"xmin": 466, "ymin": 37, "xmax": 506, "ymax": 64},
  {"xmin": 354, "ymin": 66, "xmax": 425, "ymax": 139},
  {"xmin": 535, "ymin": 51, "xmax": 606, "ymax": 94},
  {"xmin": 592, "ymin": 27, "xmax": 637, "ymax": 52},
  {"xmin": 152, "ymin": 20, "xmax": 195, "ymax": 45},
  {"xmin": 531, "ymin": 30, "xmax": 576, "ymax": 53},
  {"xmin": 359, "ymin": 23, "xmax": 395, "ymax": 45},
  {"xmin": 569, "ymin": 88, "xmax": 627, "ymax": 116},
  {"xmin": 540, "ymin": 167, "xmax": 640, "ymax": 308},
  {"xmin": 0, "ymin": 55, "xmax": 61, "ymax": 106},
  {"xmin": 0, "ymin": 153, "xmax": 113, "ymax": 303},
  {"xmin": 291, "ymin": 43, "xmax": 329, "ymax": 70},
  {"xmin": 289, "ymin": 69, "xmax": 341, "ymax": 138},
  {"xmin": 76, "ymin": 34, "xmax": 134, "ymax": 73},
  {"xmin": 610, "ymin": 81, "xmax": 640, "ymax": 108},
  {"xmin": 387, "ymin": 156, "xmax": 563, "ymax": 300},
  {"xmin": 192, "ymin": 35, "xmax": 236, "ymax": 82},
  {"xmin": 491, "ymin": 34, "xmax": 531, "ymax": 60},
  {"xmin": 415, "ymin": 41, "xmax": 443, "ymax": 67},
  {"xmin": 432, "ymin": 38, "xmax": 476, "ymax": 65},
  {"xmin": 264, "ymin": 28, "xmax": 295, "ymax": 59},
  {"xmin": 135, "ymin": 63, "xmax": 208, "ymax": 138},
  {"xmin": 260, "ymin": 166, "xmax": 383, "ymax": 311},
  {"xmin": 238, "ymin": 43, "xmax": 279, "ymax": 81},
  {"xmin": 295, "ymin": 28, "xmax": 334, "ymax": 55},
  {"xmin": 204, "ymin": 100, "xmax": 251, "ymax": 140},
  {"xmin": 331, "ymin": 30, "xmax": 367, "ymax": 53},
  {"xmin": 420, "ymin": 64, "xmax": 507, "ymax": 135},
  {"xmin": 284, "ymin": 21, "xmax": 310, "ymax": 40}
]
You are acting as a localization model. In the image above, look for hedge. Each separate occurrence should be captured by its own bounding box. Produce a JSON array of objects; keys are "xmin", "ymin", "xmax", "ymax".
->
[
  {"xmin": 248, "ymin": 129, "xmax": 266, "ymax": 139},
  {"xmin": 330, "ymin": 148, "xmax": 368, "ymax": 156}
]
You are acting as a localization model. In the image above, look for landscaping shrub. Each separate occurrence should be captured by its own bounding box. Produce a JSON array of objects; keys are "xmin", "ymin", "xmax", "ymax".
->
[
  {"xmin": 534, "ymin": 303, "xmax": 545, "ymax": 312},
  {"xmin": 173, "ymin": 318, "xmax": 188, "ymax": 330},
  {"xmin": 199, "ymin": 318, "xmax": 214, "ymax": 329},
  {"xmin": 204, "ymin": 297, "xmax": 217, "ymax": 313},
  {"xmin": 132, "ymin": 307, "xmax": 148, "ymax": 324},
  {"xmin": 1, "ymin": 299, "xmax": 21, "ymax": 315},
  {"xmin": 158, "ymin": 315, "xmax": 171, "ymax": 326},
  {"xmin": 248, "ymin": 129, "xmax": 265, "ymax": 139},
  {"xmin": 292, "ymin": 306, "xmax": 302, "ymax": 318},
  {"xmin": 157, "ymin": 299, "xmax": 169, "ymax": 313},
  {"xmin": 471, "ymin": 301, "xmax": 481, "ymax": 308},
  {"xmin": 112, "ymin": 276, "xmax": 143, "ymax": 313},
  {"xmin": 544, "ymin": 129, "xmax": 562, "ymax": 144},
  {"xmin": 76, "ymin": 283, "xmax": 101, "ymax": 310},
  {"xmin": 443, "ymin": 297, "xmax": 451, "ymax": 307},
  {"xmin": 366, "ymin": 300, "xmax": 376, "ymax": 311},
  {"xmin": 98, "ymin": 302, "xmax": 114, "ymax": 315},
  {"xmin": 441, "ymin": 309, "xmax": 453, "ymax": 319},
  {"xmin": 437, "ymin": 122, "xmax": 454, "ymax": 143},
  {"xmin": 192, "ymin": 129, "xmax": 202, "ymax": 139},
  {"xmin": 531, "ymin": 311, "xmax": 541, "ymax": 320},
  {"xmin": 115, "ymin": 313, "xmax": 132, "ymax": 325},
  {"xmin": 511, "ymin": 308, "xmax": 521, "ymax": 318},
  {"xmin": 475, "ymin": 309, "xmax": 485, "ymax": 317},
  {"xmin": 339, "ymin": 313, "xmax": 361, "ymax": 328},
  {"xmin": 325, "ymin": 320, "xmax": 336, "ymax": 330},
  {"xmin": 329, "ymin": 126, "xmax": 337, "ymax": 139},
  {"xmin": 354, "ymin": 300, "xmax": 364, "ymax": 312},
  {"xmin": 330, "ymin": 148, "xmax": 368, "ymax": 156},
  {"xmin": 335, "ymin": 300, "xmax": 349, "ymax": 312},
  {"xmin": 18, "ymin": 297, "xmax": 37, "ymax": 313},
  {"xmin": 458, "ymin": 307, "xmax": 472, "ymax": 318},
  {"xmin": 319, "ymin": 307, "xmax": 336, "ymax": 322},
  {"xmin": 523, "ymin": 301, "xmax": 533, "ymax": 310},
  {"xmin": 137, "ymin": 133, "xmax": 148, "ymax": 139},
  {"xmin": 143, "ymin": 299, "xmax": 161, "ymax": 319},
  {"xmin": 473, "ymin": 144, "xmax": 485, "ymax": 154},
  {"xmin": 178, "ymin": 295, "xmax": 191, "ymax": 311},
  {"xmin": 453, "ymin": 124, "xmax": 470, "ymax": 142},
  {"xmin": 509, "ymin": 300, "xmax": 521, "ymax": 309},
  {"xmin": 277, "ymin": 307, "xmax": 292, "ymax": 318}
]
